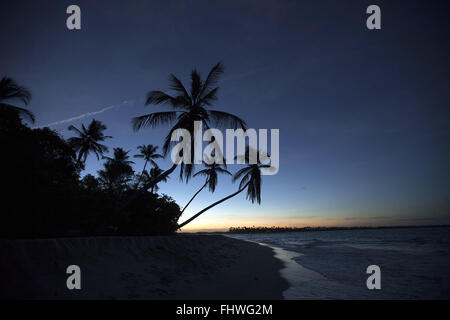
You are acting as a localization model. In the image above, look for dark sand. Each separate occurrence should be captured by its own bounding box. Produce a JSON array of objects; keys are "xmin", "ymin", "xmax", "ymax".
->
[{"xmin": 0, "ymin": 235, "xmax": 288, "ymax": 299}]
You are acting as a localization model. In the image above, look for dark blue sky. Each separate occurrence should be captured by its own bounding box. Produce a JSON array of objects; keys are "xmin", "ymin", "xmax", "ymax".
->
[{"xmin": 1, "ymin": 0, "xmax": 449, "ymax": 230}]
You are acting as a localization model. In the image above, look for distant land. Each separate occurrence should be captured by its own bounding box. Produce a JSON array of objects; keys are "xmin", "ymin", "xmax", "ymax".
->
[{"xmin": 191, "ymin": 225, "xmax": 450, "ymax": 234}]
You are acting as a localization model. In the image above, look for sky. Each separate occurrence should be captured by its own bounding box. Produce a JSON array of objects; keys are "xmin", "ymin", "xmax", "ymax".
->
[{"xmin": 1, "ymin": 0, "xmax": 449, "ymax": 231}]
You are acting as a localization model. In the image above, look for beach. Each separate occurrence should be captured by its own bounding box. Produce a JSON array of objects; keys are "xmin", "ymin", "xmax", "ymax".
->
[{"xmin": 0, "ymin": 235, "xmax": 288, "ymax": 299}]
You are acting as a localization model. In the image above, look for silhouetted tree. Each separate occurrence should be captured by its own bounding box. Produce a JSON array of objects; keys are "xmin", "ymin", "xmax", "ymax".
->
[
  {"xmin": 0, "ymin": 102, "xmax": 182, "ymax": 238},
  {"xmin": 181, "ymin": 162, "xmax": 231, "ymax": 214},
  {"xmin": 80, "ymin": 174, "xmax": 100, "ymax": 192},
  {"xmin": 68, "ymin": 119, "xmax": 111, "ymax": 167},
  {"xmin": 0, "ymin": 122, "xmax": 79, "ymax": 238},
  {"xmin": 0, "ymin": 77, "xmax": 34, "ymax": 124},
  {"xmin": 133, "ymin": 144, "xmax": 163, "ymax": 188},
  {"xmin": 98, "ymin": 147, "xmax": 134, "ymax": 192},
  {"xmin": 140, "ymin": 166, "xmax": 168, "ymax": 193},
  {"xmin": 132, "ymin": 62, "xmax": 246, "ymax": 187},
  {"xmin": 120, "ymin": 194, "xmax": 181, "ymax": 235},
  {"xmin": 177, "ymin": 148, "xmax": 269, "ymax": 229}
]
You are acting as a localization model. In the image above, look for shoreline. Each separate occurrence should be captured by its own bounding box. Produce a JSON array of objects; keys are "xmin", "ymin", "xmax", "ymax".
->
[
  {"xmin": 0, "ymin": 235, "xmax": 288, "ymax": 300},
  {"xmin": 225, "ymin": 236, "xmax": 323, "ymax": 299}
]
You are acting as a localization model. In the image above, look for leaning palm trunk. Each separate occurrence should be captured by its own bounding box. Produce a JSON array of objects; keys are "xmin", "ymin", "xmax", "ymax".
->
[
  {"xmin": 74, "ymin": 153, "xmax": 83, "ymax": 168},
  {"xmin": 177, "ymin": 181, "xmax": 250, "ymax": 230},
  {"xmin": 141, "ymin": 163, "xmax": 177, "ymax": 191},
  {"xmin": 180, "ymin": 179, "xmax": 208, "ymax": 214},
  {"xmin": 135, "ymin": 160, "xmax": 148, "ymax": 189},
  {"xmin": 121, "ymin": 163, "xmax": 178, "ymax": 210}
]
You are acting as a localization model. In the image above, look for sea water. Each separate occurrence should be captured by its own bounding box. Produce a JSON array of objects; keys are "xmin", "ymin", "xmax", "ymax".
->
[{"xmin": 228, "ymin": 226, "xmax": 450, "ymax": 299}]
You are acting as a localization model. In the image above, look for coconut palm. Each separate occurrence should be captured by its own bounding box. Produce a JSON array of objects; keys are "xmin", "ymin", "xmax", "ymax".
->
[
  {"xmin": 132, "ymin": 62, "xmax": 246, "ymax": 186},
  {"xmin": 133, "ymin": 144, "xmax": 163, "ymax": 188},
  {"xmin": 181, "ymin": 162, "xmax": 231, "ymax": 214},
  {"xmin": 0, "ymin": 77, "xmax": 34, "ymax": 123},
  {"xmin": 98, "ymin": 148, "xmax": 135, "ymax": 191},
  {"xmin": 103, "ymin": 147, "xmax": 135, "ymax": 165},
  {"xmin": 177, "ymin": 148, "xmax": 270, "ymax": 229},
  {"xmin": 68, "ymin": 119, "xmax": 111, "ymax": 166},
  {"xmin": 142, "ymin": 166, "xmax": 168, "ymax": 193}
]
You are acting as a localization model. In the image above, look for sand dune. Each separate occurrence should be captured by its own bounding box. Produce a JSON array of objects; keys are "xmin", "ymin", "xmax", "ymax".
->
[{"xmin": 0, "ymin": 235, "xmax": 288, "ymax": 300}]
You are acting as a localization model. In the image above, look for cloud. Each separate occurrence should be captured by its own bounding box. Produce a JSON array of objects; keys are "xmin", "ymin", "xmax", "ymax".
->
[{"xmin": 34, "ymin": 99, "xmax": 134, "ymax": 129}]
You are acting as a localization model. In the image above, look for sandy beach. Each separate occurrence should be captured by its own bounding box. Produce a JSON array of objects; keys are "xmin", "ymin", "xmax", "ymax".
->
[{"xmin": 0, "ymin": 235, "xmax": 288, "ymax": 300}]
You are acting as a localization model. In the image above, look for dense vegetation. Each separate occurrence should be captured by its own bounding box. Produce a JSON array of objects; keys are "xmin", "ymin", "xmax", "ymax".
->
[
  {"xmin": 0, "ymin": 63, "xmax": 270, "ymax": 239},
  {"xmin": 0, "ymin": 110, "xmax": 181, "ymax": 239}
]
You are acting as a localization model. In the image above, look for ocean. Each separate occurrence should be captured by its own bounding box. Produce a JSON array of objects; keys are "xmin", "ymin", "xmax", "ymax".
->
[{"xmin": 228, "ymin": 226, "xmax": 450, "ymax": 299}]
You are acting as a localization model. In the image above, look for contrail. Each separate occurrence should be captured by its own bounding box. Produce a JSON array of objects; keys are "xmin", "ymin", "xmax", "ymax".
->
[{"xmin": 34, "ymin": 100, "xmax": 134, "ymax": 129}]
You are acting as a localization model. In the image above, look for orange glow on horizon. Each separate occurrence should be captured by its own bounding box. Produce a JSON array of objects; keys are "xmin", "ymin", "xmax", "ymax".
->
[{"xmin": 178, "ymin": 216, "xmax": 410, "ymax": 233}]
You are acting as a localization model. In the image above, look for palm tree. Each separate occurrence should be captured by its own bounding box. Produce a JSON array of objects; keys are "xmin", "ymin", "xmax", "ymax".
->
[
  {"xmin": 133, "ymin": 144, "xmax": 163, "ymax": 188},
  {"xmin": 177, "ymin": 148, "xmax": 270, "ymax": 229},
  {"xmin": 103, "ymin": 147, "xmax": 135, "ymax": 165},
  {"xmin": 142, "ymin": 166, "xmax": 168, "ymax": 193},
  {"xmin": 68, "ymin": 119, "xmax": 112, "ymax": 167},
  {"xmin": 132, "ymin": 62, "xmax": 246, "ymax": 187},
  {"xmin": 98, "ymin": 148, "xmax": 135, "ymax": 191},
  {"xmin": 0, "ymin": 77, "xmax": 34, "ymax": 123},
  {"xmin": 181, "ymin": 162, "xmax": 231, "ymax": 214}
]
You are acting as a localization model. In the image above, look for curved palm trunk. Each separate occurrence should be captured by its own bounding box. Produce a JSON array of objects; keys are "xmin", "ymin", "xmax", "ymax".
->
[
  {"xmin": 177, "ymin": 181, "xmax": 250, "ymax": 230},
  {"xmin": 135, "ymin": 160, "xmax": 148, "ymax": 189},
  {"xmin": 121, "ymin": 163, "xmax": 178, "ymax": 210},
  {"xmin": 180, "ymin": 180, "xmax": 208, "ymax": 215},
  {"xmin": 74, "ymin": 152, "xmax": 83, "ymax": 169},
  {"xmin": 143, "ymin": 163, "xmax": 177, "ymax": 191}
]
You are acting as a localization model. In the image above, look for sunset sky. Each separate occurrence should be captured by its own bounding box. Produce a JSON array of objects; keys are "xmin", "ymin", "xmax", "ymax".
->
[{"xmin": 1, "ymin": 0, "xmax": 449, "ymax": 231}]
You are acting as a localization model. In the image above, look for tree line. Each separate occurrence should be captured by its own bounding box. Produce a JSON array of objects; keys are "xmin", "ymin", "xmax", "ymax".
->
[{"xmin": 0, "ymin": 62, "xmax": 271, "ymax": 238}]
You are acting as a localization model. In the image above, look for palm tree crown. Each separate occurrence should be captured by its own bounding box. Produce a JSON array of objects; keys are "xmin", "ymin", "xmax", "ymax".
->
[
  {"xmin": 142, "ymin": 166, "xmax": 168, "ymax": 193},
  {"xmin": 177, "ymin": 148, "xmax": 268, "ymax": 229},
  {"xmin": 98, "ymin": 147, "xmax": 134, "ymax": 191},
  {"xmin": 194, "ymin": 162, "xmax": 231, "ymax": 193},
  {"xmin": 0, "ymin": 77, "xmax": 34, "ymax": 123},
  {"xmin": 68, "ymin": 119, "xmax": 112, "ymax": 165},
  {"xmin": 132, "ymin": 62, "xmax": 247, "ymax": 181},
  {"xmin": 104, "ymin": 147, "xmax": 135, "ymax": 165},
  {"xmin": 134, "ymin": 144, "xmax": 163, "ymax": 167},
  {"xmin": 133, "ymin": 144, "xmax": 163, "ymax": 188},
  {"xmin": 232, "ymin": 147, "xmax": 271, "ymax": 204}
]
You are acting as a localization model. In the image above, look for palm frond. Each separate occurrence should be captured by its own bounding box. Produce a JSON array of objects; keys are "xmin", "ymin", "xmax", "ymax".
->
[
  {"xmin": 0, "ymin": 77, "xmax": 32, "ymax": 105},
  {"xmin": 67, "ymin": 124, "xmax": 83, "ymax": 136},
  {"xmin": 233, "ymin": 166, "xmax": 251, "ymax": 183},
  {"xmin": 201, "ymin": 62, "xmax": 224, "ymax": 94},
  {"xmin": 132, "ymin": 111, "xmax": 177, "ymax": 131},
  {"xmin": 238, "ymin": 172, "xmax": 251, "ymax": 189},
  {"xmin": 208, "ymin": 110, "xmax": 247, "ymax": 129},
  {"xmin": 190, "ymin": 69, "xmax": 202, "ymax": 102},
  {"xmin": 0, "ymin": 103, "xmax": 35, "ymax": 123},
  {"xmin": 168, "ymin": 74, "xmax": 190, "ymax": 100},
  {"xmin": 199, "ymin": 87, "xmax": 219, "ymax": 106},
  {"xmin": 146, "ymin": 90, "xmax": 186, "ymax": 108},
  {"xmin": 215, "ymin": 167, "xmax": 232, "ymax": 175},
  {"xmin": 193, "ymin": 169, "xmax": 210, "ymax": 177}
]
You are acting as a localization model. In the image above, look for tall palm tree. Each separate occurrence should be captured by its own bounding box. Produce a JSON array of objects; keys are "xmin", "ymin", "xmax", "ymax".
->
[
  {"xmin": 132, "ymin": 62, "xmax": 246, "ymax": 187},
  {"xmin": 133, "ymin": 144, "xmax": 163, "ymax": 188},
  {"xmin": 0, "ymin": 77, "xmax": 34, "ymax": 123},
  {"xmin": 181, "ymin": 162, "xmax": 231, "ymax": 214},
  {"xmin": 68, "ymin": 119, "xmax": 111, "ymax": 166},
  {"xmin": 177, "ymin": 148, "xmax": 270, "ymax": 229}
]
